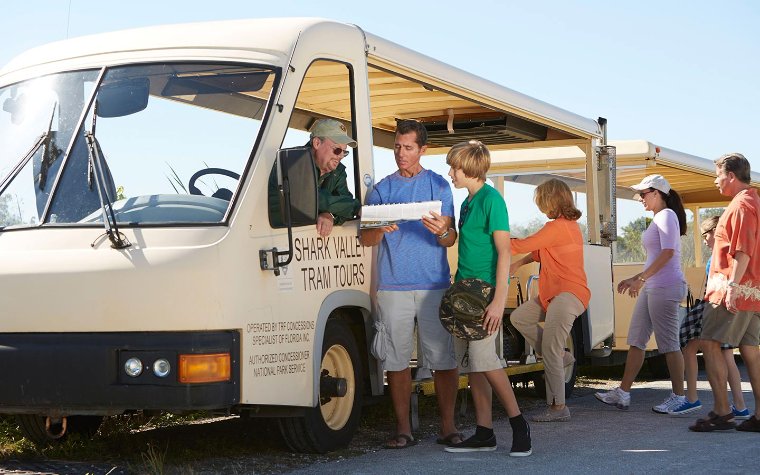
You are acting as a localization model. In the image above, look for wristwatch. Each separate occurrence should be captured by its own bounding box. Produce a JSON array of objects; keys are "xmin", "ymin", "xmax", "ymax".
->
[{"xmin": 437, "ymin": 228, "xmax": 451, "ymax": 240}]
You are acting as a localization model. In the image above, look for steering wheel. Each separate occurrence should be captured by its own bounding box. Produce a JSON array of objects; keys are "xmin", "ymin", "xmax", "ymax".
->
[{"xmin": 188, "ymin": 167, "xmax": 241, "ymax": 199}]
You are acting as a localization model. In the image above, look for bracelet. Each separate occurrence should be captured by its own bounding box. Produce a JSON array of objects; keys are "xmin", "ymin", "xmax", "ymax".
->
[
  {"xmin": 637, "ymin": 275, "xmax": 646, "ymax": 283},
  {"xmin": 437, "ymin": 228, "xmax": 451, "ymax": 240}
]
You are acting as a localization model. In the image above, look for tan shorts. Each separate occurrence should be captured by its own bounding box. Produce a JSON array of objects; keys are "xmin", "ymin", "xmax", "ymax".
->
[
  {"xmin": 454, "ymin": 331, "xmax": 503, "ymax": 373},
  {"xmin": 700, "ymin": 302, "xmax": 760, "ymax": 347}
]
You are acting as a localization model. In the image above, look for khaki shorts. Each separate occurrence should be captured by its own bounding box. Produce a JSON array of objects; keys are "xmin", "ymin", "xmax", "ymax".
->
[
  {"xmin": 700, "ymin": 302, "xmax": 760, "ymax": 347},
  {"xmin": 454, "ymin": 331, "xmax": 503, "ymax": 373},
  {"xmin": 376, "ymin": 289, "xmax": 456, "ymax": 372}
]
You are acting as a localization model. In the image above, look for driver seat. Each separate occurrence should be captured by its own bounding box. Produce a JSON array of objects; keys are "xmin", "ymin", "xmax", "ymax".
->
[{"xmin": 211, "ymin": 188, "xmax": 233, "ymax": 201}]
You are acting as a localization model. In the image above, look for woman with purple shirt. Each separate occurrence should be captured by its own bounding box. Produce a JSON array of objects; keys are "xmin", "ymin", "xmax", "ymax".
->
[{"xmin": 595, "ymin": 175, "xmax": 689, "ymax": 413}]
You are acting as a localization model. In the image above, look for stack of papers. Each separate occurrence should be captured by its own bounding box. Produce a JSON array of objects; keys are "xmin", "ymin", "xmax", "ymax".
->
[{"xmin": 360, "ymin": 200, "xmax": 442, "ymax": 228}]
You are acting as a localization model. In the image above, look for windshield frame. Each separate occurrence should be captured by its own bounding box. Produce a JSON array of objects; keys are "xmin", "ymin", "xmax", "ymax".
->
[{"xmin": 0, "ymin": 61, "xmax": 283, "ymax": 231}]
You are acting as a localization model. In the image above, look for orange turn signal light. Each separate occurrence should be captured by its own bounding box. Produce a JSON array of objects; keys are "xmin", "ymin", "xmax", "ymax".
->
[{"xmin": 178, "ymin": 353, "xmax": 231, "ymax": 383}]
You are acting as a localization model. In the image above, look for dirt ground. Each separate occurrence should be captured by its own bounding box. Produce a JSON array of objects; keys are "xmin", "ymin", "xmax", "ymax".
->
[{"xmin": 0, "ymin": 369, "xmax": 625, "ymax": 475}]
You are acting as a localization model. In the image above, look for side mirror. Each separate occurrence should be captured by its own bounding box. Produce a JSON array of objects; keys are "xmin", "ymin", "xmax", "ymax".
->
[
  {"xmin": 278, "ymin": 146, "xmax": 318, "ymax": 226},
  {"xmin": 260, "ymin": 146, "xmax": 318, "ymax": 274},
  {"xmin": 96, "ymin": 78, "xmax": 149, "ymax": 118}
]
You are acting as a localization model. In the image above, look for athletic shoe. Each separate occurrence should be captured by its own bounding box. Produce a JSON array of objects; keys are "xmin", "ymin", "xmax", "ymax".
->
[
  {"xmin": 653, "ymin": 393, "xmax": 686, "ymax": 414},
  {"xmin": 594, "ymin": 387, "xmax": 630, "ymax": 410},
  {"xmin": 444, "ymin": 434, "xmax": 497, "ymax": 452},
  {"xmin": 531, "ymin": 406, "xmax": 571, "ymax": 422},
  {"xmin": 732, "ymin": 405, "xmax": 751, "ymax": 421},
  {"xmin": 509, "ymin": 422, "xmax": 532, "ymax": 457},
  {"xmin": 736, "ymin": 415, "xmax": 760, "ymax": 432},
  {"xmin": 668, "ymin": 398, "xmax": 702, "ymax": 415}
]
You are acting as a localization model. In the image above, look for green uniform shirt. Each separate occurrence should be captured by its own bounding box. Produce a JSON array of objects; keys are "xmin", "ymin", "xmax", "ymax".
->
[
  {"xmin": 455, "ymin": 184, "xmax": 510, "ymax": 286},
  {"xmin": 317, "ymin": 162, "xmax": 360, "ymax": 225},
  {"xmin": 268, "ymin": 158, "xmax": 359, "ymax": 227}
]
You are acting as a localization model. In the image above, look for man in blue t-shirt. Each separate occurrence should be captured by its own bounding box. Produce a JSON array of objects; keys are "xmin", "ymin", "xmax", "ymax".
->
[{"xmin": 360, "ymin": 120, "xmax": 460, "ymax": 449}]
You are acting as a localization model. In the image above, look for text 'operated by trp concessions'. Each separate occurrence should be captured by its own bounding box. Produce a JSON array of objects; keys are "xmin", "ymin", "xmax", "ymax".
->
[{"xmin": 246, "ymin": 321, "xmax": 315, "ymax": 378}]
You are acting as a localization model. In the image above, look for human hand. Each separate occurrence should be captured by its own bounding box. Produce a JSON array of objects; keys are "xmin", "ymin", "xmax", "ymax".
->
[
  {"xmin": 482, "ymin": 301, "xmax": 504, "ymax": 335},
  {"xmin": 316, "ymin": 212, "xmax": 334, "ymax": 237},
  {"xmin": 509, "ymin": 262, "xmax": 522, "ymax": 278},
  {"xmin": 421, "ymin": 211, "xmax": 448, "ymax": 237},
  {"xmin": 725, "ymin": 285, "xmax": 738, "ymax": 313},
  {"xmin": 617, "ymin": 277, "xmax": 643, "ymax": 298},
  {"xmin": 378, "ymin": 224, "xmax": 399, "ymax": 234}
]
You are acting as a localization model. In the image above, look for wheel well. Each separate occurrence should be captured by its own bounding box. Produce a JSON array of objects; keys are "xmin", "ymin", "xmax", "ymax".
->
[{"xmin": 328, "ymin": 308, "xmax": 372, "ymax": 396}]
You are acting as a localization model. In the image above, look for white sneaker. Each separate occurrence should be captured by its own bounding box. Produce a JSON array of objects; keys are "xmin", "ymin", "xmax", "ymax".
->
[
  {"xmin": 653, "ymin": 393, "xmax": 685, "ymax": 414},
  {"xmin": 594, "ymin": 387, "xmax": 630, "ymax": 410}
]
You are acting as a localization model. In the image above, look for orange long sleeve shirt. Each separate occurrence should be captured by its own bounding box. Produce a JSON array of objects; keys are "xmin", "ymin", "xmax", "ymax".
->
[{"xmin": 511, "ymin": 217, "xmax": 590, "ymax": 311}]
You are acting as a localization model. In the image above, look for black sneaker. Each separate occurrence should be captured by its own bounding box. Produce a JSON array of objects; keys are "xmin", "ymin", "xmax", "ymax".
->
[
  {"xmin": 510, "ymin": 421, "xmax": 532, "ymax": 457},
  {"xmin": 444, "ymin": 433, "xmax": 497, "ymax": 452}
]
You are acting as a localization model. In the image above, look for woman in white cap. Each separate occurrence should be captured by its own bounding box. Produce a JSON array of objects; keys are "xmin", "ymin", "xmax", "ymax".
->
[{"xmin": 595, "ymin": 174, "xmax": 689, "ymax": 413}]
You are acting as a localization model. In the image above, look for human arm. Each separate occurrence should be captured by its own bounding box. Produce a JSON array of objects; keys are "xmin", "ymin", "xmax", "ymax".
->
[
  {"xmin": 484, "ymin": 230, "xmax": 511, "ymax": 335},
  {"xmin": 359, "ymin": 224, "xmax": 399, "ymax": 247},
  {"xmin": 318, "ymin": 168, "xmax": 360, "ymax": 226},
  {"xmin": 510, "ymin": 221, "xmax": 563, "ymax": 254},
  {"xmin": 617, "ymin": 248, "xmax": 675, "ymax": 297},
  {"xmin": 421, "ymin": 211, "xmax": 457, "ymax": 248},
  {"xmin": 617, "ymin": 210, "xmax": 679, "ymax": 297},
  {"xmin": 509, "ymin": 252, "xmax": 535, "ymax": 278},
  {"xmin": 725, "ymin": 251, "xmax": 750, "ymax": 313}
]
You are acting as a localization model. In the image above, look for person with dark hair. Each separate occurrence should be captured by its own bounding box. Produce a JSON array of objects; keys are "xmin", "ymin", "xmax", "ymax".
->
[
  {"xmin": 360, "ymin": 119, "xmax": 460, "ymax": 449},
  {"xmin": 596, "ymin": 174, "xmax": 689, "ymax": 413},
  {"xmin": 690, "ymin": 153, "xmax": 760, "ymax": 432},
  {"xmin": 671, "ymin": 214, "xmax": 749, "ymax": 418},
  {"xmin": 443, "ymin": 140, "xmax": 532, "ymax": 457},
  {"xmin": 510, "ymin": 179, "xmax": 590, "ymax": 422}
]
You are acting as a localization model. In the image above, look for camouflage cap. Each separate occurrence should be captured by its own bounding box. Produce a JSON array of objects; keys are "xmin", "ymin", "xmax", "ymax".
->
[{"xmin": 439, "ymin": 278, "xmax": 494, "ymax": 340}]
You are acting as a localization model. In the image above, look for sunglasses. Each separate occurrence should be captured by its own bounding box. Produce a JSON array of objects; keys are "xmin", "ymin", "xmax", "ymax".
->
[
  {"xmin": 331, "ymin": 146, "xmax": 350, "ymax": 158},
  {"xmin": 638, "ymin": 189, "xmax": 656, "ymax": 200},
  {"xmin": 458, "ymin": 201, "xmax": 469, "ymax": 230},
  {"xmin": 701, "ymin": 230, "xmax": 715, "ymax": 239}
]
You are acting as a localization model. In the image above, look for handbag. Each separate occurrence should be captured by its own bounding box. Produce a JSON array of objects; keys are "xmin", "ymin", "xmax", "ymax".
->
[{"xmin": 439, "ymin": 278, "xmax": 493, "ymax": 340}]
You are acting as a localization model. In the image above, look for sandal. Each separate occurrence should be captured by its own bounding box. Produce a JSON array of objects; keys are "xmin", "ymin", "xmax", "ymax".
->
[
  {"xmin": 383, "ymin": 433, "xmax": 417, "ymax": 449},
  {"xmin": 689, "ymin": 412, "xmax": 735, "ymax": 432},
  {"xmin": 737, "ymin": 415, "xmax": 760, "ymax": 432},
  {"xmin": 436, "ymin": 432, "xmax": 464, "ymax": 446}
]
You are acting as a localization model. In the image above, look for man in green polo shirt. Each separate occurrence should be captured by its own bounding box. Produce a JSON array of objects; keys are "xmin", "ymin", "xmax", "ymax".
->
[{"xmin": 309, "ymin": 119, "xmax": 361, "ymax": 236}]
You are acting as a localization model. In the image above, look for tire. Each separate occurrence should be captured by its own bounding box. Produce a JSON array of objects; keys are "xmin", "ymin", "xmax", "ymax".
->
[
  {"xmin": 278, "ymin": 318, "xmax": 363, "ymax": 453},
  {"xmin": 647, "ymin": 354, "xmax": 670, "ymax": 379},
  {"xmin": 533, "ymin": 323, "xmax": 580, "ymax": 399},
  {"xmin": 15, "ymin": 415, "xmax": 103, "ymax": 446}
]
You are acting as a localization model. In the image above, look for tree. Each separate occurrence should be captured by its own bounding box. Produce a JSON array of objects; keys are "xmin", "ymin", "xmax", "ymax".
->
[
  {"xmin": 0, "ymin": 193, "xmax": 21, "ymax": 227},
  {"xmin": 614, "ymin": 216, "xmax": 649, "ymax": 262}
]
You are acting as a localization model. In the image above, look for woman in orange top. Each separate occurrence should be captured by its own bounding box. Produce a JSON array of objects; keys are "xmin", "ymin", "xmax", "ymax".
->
[{"xmin": 509, "ymin": 179, "xmax": 590, "ymax": 422}]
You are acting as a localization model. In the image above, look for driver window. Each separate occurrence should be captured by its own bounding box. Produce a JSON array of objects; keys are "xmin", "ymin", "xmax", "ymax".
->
[{"xmin": 269, "ymin": 59, "xmax": 359, "ymax": 228}]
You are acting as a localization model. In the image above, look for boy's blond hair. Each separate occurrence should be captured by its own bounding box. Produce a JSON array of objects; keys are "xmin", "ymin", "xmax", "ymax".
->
[{"xmin": 445, "ymin": 140, "xmax": 490, "ymax": 181}]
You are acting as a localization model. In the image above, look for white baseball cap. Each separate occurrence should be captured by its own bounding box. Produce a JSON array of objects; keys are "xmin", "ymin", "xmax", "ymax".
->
[{"xmin": 631, "ymin": 174, "xmax": 671, "ymax": 197}]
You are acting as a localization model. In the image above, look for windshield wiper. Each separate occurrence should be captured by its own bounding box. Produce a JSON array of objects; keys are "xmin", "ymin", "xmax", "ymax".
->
[
  {"xmin": 0, "ymin": 102, "xmax": 61, "ymax": 197},
  {"xmin": 38, "ymin": 102, "xmax": 62, "ymax": 190},
  {"xmin": 84, "ymin": 131, "xmax": 130, "ymax": 249}
]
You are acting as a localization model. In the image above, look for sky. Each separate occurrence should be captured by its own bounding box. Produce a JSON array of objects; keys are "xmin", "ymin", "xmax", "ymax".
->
[{"xmin": 1, "ymin": 0, "xmax": 759, "ymax": 229}]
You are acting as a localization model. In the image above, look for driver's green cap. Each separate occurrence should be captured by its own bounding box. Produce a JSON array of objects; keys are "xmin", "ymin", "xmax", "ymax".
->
[{"xmin": 309, "ymin": 119, "xmax": 357, "ymax": 148}]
